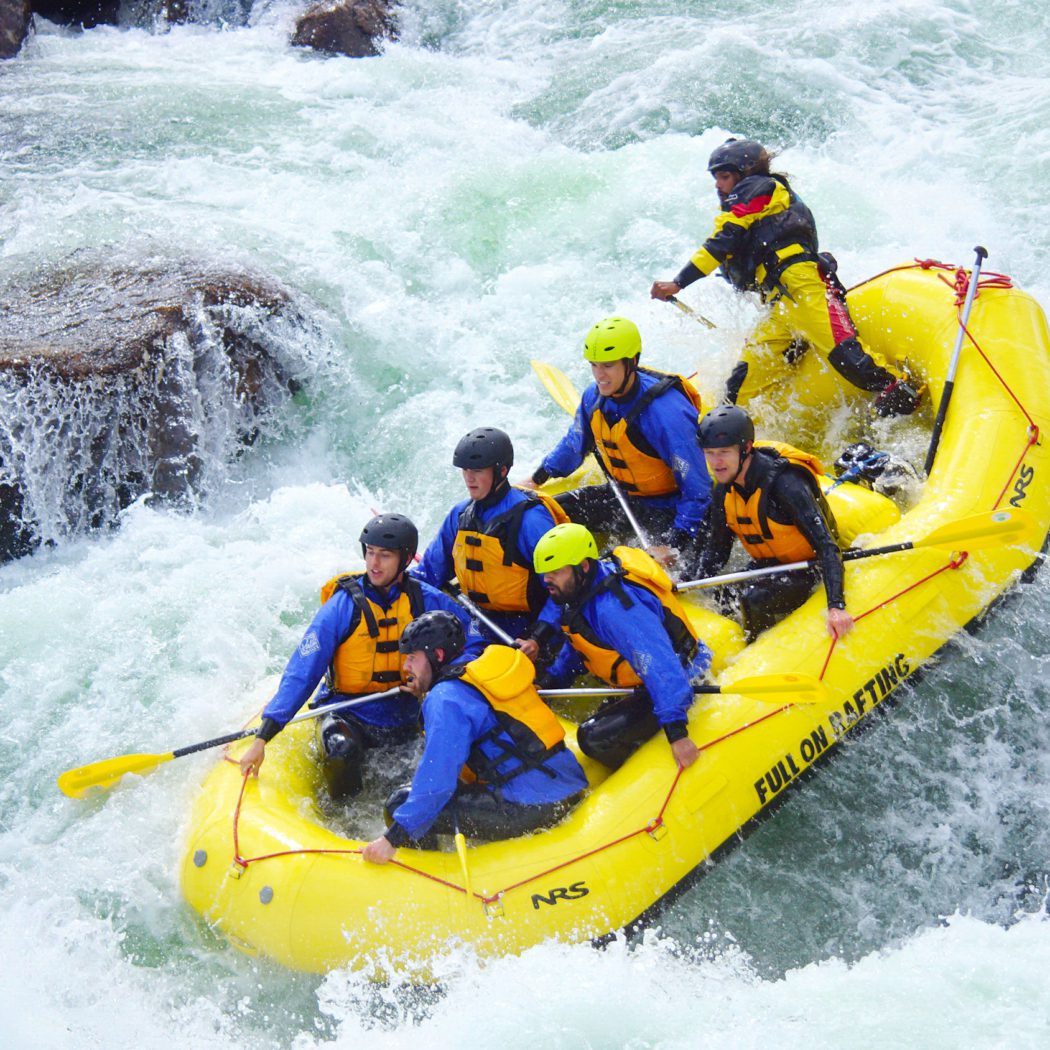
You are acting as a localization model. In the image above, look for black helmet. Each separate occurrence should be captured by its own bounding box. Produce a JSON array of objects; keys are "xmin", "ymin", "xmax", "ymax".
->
[
  {"xmin": 452, "ymin": 427, "xmax": 514, "ymax": 473},
  {"xmin": 359, "ymin": 513, "xmax": 418, "ymax": 573},
  {"xmin": 707, "ymin": 138, "xmax": 764, "ymax": 176},
  {"xmin": 398, "ymin": 610, "xmax": 465, "ymax": 670},
  {"xmin": 697, "ymin": 405, "xmax": 755, "ymax": 449}
]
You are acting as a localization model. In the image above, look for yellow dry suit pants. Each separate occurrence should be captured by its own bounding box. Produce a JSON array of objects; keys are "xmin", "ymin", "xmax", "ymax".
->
[{"xmin": 729, "ymin": 258, "xmax": 903, "ymax": 406}]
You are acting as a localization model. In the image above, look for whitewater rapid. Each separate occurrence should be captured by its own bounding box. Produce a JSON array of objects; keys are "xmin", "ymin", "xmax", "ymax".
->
[{"xmin": 2, "ymin": 2, "xmax": 1049, "ymax": 1046}]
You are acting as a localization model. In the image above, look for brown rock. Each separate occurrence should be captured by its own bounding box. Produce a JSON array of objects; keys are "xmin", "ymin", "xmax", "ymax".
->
[
  {"xmin": 0, "ymin": 256, "xmax": 313, "ymax": 561},
  {"xmin": 292, "ymin": 0, "xmax": 397, "ymax": 58},
  {"xmin": 0, "ymin": 0, "xmax": 31, "ymax": 59}
]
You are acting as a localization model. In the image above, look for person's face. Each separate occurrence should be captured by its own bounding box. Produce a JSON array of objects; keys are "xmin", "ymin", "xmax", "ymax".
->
[
  {"xmin": 590, "ymin": 359, "xmax": 630, "ymax": 397},
  {"xmin": 402, "ymin": 649, "xmax": 435, "ymax": 698},
  {"xmin": 704, "ymin": 445, "xmax": 745, "ymax": 485},
  {"xmin": 462, "ymin": 466, "xmax": 498, "ymax": 501},
  {"xmin": 543, "ymin": 563, "xmax": 582, "ymax": 604},
  {"xmin": 365, "ymin": 545, "xmax": 402, "ymax": 588},
  {"xmin": 713, "ymin": 169, "xmax": 742, "ymax": 197}
]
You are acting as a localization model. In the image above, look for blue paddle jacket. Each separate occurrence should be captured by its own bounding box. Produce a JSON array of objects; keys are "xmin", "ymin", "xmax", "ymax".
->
[
  {"xmin": 258, "ymin": 577, "xmax": 479, "ymax": 735},
  {"xmin": 412, "ymin": 485, "xmax": 558, "ymax": 640},
  {"xmin": 539, "ymin": 370, "xmax": 711, "ymax": 536},
  {"xmin": 537, "ymin": 560, "xmax": 712, "ymax": 740},
  {"xmin": 385, "ymin": 653, "xmax": 588, "ymax": 844}
]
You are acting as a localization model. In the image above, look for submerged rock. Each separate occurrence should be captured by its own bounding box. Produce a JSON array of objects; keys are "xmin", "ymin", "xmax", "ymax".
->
[
  {"xmin": 291, "ymin": 0, "xmax": 397, "ymax": 58},
  {"xmin": 0, "ymin": 0, "xmax": 31, "ymax": 59},
  {"xmin": 0, "ymin": 256, "xmax": 316, "ymax": 562}
]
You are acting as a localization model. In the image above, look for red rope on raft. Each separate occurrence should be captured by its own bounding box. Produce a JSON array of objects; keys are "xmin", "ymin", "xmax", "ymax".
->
[
  {"xmin": 224, "ymin": 702, "xmax": 797, "ymax": 904},
  {"xmin": 818, "ymin": 556, "xmax": 969, "ymax": 679}
]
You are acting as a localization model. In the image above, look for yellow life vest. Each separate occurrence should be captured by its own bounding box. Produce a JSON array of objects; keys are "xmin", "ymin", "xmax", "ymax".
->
[
  {"xmin": 318, "ymin": 573, "xmax": 425, "ymax": 694},
  {"xmin": 561, "ymin": 547, "xmax": 700, "ymax": 688},
  {"xmin": 589, "ymin": 367, "xmax": 703, "ymax": 497},
  {"xmin": 452, "ymin": 488, "xmax": 569, "ymax": 614},
  {"xmin": 723, "ymin": 442, "xmax": 837, "ymax": 563},
  {"xmin": 449, "ymin": 645, "xmax": 566, "ymax": 786}
]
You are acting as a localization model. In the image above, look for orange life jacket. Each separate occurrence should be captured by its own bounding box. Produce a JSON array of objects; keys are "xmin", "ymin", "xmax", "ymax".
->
[
  {"xmin": 722, "ymin": 442, "xmax": 837, "ymax": 563},
  {"xmin": 318, "ymin": 573, "xmax": 425, "ymax": 693},
  {"xmin": 561, "ymin": 547, "xmax": 699, "ymax": 687},
  {"xmin": 443, "ymin": 645, "xmax": 567, "ymax": 787},
  {"xmin": 588, "ymin": 367, "xmax": 703, "ymax": 497},
  {"xmin": 452, "ymin": 489, "xmax": 569, "ymax": 614}
]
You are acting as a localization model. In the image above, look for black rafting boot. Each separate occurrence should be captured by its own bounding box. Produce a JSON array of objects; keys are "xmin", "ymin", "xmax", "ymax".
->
[
  {"xmin": 317, "ymin": 713, "xmax": 366, "ymax": 798},
  {"xmin": 873, "ymin": 376, "xmax": 925, "ymax": 417}
]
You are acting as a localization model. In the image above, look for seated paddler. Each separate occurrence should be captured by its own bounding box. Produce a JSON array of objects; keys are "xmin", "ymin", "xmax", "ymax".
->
[
  {"xmin": 521, "ymin": 316, "xmax": 710, "ymax": 573},
  {"xmin": 412, "ymin": 426, "xmax": 568, "ymax": 645},
  {"xmin": 239, "ymin": 514, "xmax": 478, "ymax": 797},
  {"xmin": 526, "ymin": 522, "xmax": 711, "ymax": 772},
  {"xmin": 694, "ymin": 406, "xmax": 855, "ymax": 642},
  {"xmin": 361, "ymin": 611, "xmax": 588, "ymax": 863}
]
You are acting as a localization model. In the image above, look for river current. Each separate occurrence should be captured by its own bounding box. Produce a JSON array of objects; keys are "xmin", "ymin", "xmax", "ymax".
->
[{"xmin": 2, "ymin": 2, "xmax": 1049, "ymax": 1046}]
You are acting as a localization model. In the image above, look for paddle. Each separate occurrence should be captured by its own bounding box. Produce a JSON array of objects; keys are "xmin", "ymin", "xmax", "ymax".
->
[
  {"xmin": 57, "ymin": 686, "xmax": 403, "ymax": 799},
  {"xmin": 677, "ymin": 508, "xmax": 1036, "ymax": 592},
  {"xmin": 924, "ymin": 246, "xmax": 989, "ymax": 477},
  {"xmin": 667, "ymin": 295, "xmax": 717, "ymax": 330},
  {"xmin": 529, "ymin": 358, "xmax": 654, "ymax": 548},
  {"xmin": 530, "ymin": 358, "xmax": 579, "ymax": 417},
  {"xmin": 540, "ymin": 672, "xmax": 827, "ymax": 703}
]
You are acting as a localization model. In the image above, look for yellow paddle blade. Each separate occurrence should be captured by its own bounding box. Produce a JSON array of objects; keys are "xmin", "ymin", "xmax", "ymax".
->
[
  {"xmin": 57, "ymin": 751, "xmax": 174, "ymax": 799},
  {"xmin": 915, "ymin": 508, "xmax": 1039, "ymax": 551},
  {"xmin": 454, "ymin": 831, "xmax": 474, "ymax": 898},
  {"xmin": 530, "ymin": 359, "xmax": 579, "ymax": 416},
  {"xmin": 721, "ymin": 673, "xmax": 828, "ymax": 704}
]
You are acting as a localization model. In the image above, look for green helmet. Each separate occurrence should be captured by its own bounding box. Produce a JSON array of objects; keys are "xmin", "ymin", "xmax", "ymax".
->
[
  {"xmin": 533, "ymin": 522, "xmax": 599, "ymax": 573},
  {"xmin": 583, "ymin": 316, "xmax": 642, "ymax": 363}
]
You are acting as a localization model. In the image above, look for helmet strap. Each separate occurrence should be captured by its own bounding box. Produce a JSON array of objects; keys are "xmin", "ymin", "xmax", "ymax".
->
[{"xmin": 611, "ymin": 359, "xmax": 638, "ymax": 399}]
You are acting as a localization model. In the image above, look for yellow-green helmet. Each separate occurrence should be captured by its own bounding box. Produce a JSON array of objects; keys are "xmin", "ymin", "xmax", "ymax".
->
[
  {"xmin": 582, "ymin": 316, "xmax": 642, "ymax": 363},
  {"xmin": 533, "ymin": 522, "xmax": 599, "ymax": 573}
]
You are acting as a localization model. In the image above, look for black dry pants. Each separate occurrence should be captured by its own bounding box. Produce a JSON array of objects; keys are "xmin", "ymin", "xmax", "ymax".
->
[
  {"xmin": 383, "ymin": 783, "xmax": 582, "ymax": 847},
  {"xmin": 316, "ymin": 709, "xmax": 417, "ymax": 799},
  {"xmin": 554, "ymin": 484, "xmax": 676, "ymax": 548},
  {"xmin": 739, "ymin": 563, "xmax": 822, "ymax": 640},
  {"xmin": 576, "ymin": 689, "xmax": 660, "ymax": 771}
]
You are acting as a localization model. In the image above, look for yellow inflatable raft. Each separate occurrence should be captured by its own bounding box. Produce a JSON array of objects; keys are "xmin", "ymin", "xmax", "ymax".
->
[{"xmin": 181, "ymin": 260, "xmax": 1049, "ymax": 977}]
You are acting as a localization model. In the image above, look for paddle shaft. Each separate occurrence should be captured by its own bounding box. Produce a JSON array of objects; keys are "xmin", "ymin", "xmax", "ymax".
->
[
  {"xmin": 676, "ymin": 542, "xmax": 906, "ymax": 592},
  {"xmin": 667, "ymin": 295, "xmax": 717, "ymax": 329},
  {"xmin": 173, "ymin": 687, "xmax": 404, "ymax": 760},
  {"xmin": 542, "ymin": 684, "xmax": 756, "ymax": 698},
  {"xmin": 676, "ymin": 508, "xmax": 1031, "ymax": 592},
  {"xmin": 923, "ymin": 246, "xmax": 988, "ymax": 476},
  {"xmin": 453, "ymin": 589, "xmax": 517, "ymax": 646}
]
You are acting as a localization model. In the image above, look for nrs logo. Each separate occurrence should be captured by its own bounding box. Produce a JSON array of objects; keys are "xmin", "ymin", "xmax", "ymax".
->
[
  {"xmin": 1009, "ymin": 464, "xmax": 1035, "ymax": 507},
  {"xmin": 530, "ymin": 881, "xmax": 590, "ymax": 909}
]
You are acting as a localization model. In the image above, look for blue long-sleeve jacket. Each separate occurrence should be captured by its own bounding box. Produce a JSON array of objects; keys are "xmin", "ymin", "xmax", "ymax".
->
[
  {"xmin": 387, "ymin": 655, "xmax": 588, "ymax": 842},
  {"xmin": 412, "ymin": 486, "xmax": 557, "ymax": 640},
  {"xmin": 538, "ymin": 560, "xmax": 711, "ymax": 733},
  {"xmin": 260, "ymin": 577, "xmax": 479, "ymax": 732},
  {"xmin": 539, "ymin": 371, "xmax": 711, "ymax": 536}
]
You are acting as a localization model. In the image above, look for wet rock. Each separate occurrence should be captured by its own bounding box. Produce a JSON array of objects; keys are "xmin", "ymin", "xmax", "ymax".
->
[
  {"xmin": 0, "ymin": 0, "xmax": 31, "ymax": 59},
  {"xmin": 0, "ymin": 256, "xmax": 315, "ymax": 562},
  {"xmin": 291, "ymin": 0, "xmax": 397, "ymax": 58}
]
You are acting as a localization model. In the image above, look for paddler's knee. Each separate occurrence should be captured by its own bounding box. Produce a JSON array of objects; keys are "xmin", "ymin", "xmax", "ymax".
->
[
  {"xmin": 827, "ymin": 336, "xmax": 896, "ymax": 393},
  {"xmin": 318, "ymin": 713, "xmax": 366, "ymax": 798}
]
